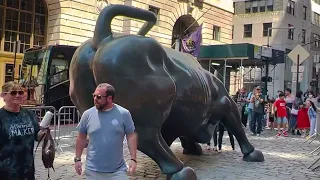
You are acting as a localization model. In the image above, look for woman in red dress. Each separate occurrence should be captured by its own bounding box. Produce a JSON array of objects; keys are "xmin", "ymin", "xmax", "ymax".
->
[{"xmin": 296, "ymin": 104, "xmax": 310, "ymax": 137}]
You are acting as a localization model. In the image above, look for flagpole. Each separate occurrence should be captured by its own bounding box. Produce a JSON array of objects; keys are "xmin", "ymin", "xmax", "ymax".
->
[{"xmin": 171, "ymin": 7, "xmax": 211, "ymax": 48}]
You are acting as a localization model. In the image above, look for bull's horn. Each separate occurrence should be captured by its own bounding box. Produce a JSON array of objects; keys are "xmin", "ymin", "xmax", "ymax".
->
[{"xmin": 93, "ymin": 4, "xmax": 157, "ymax": 48}]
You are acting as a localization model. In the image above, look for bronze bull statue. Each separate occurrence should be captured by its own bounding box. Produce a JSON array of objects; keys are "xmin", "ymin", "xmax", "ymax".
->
[{"xmin": 69, "ymin": 4, "xmax": 264, "ymax": 180}]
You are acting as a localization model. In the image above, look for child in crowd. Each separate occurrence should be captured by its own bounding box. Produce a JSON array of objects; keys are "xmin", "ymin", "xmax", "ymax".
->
[
  {"xmin": 307, "ymin": 100, "xmax": 318, "ymax": 138},
  {"xmin": 266, "ymin": 99, "xmax": 275, "ymax": 130},
  {"xmin": 264, "ymin": 103, "xmax": 269, "ymax": 130},
  {"xmin": 273, "ymin": 92, "xmax": 288, "ymax": 137},
  {"xmin": 297, "ymin": 103, "xmax": 310, "ymax": 137}
]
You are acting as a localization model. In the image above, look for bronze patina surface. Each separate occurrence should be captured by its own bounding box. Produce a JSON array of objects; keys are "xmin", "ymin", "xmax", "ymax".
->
[{"xmin": 69, "ymin": 4, "xmax": 264, "ymax": 180}]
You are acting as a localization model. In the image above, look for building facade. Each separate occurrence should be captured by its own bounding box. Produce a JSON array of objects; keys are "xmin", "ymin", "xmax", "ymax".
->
[
  {"xmin": 0, "ymin": 0, "xmax": 234, "ymax": 89},
  {"xmin": 233, "ymin": 0, "xmax": 319, "ymax": 97},
  {"xmin": 311, "ymin": 0, "xmax": 320, "ymax": 93}
]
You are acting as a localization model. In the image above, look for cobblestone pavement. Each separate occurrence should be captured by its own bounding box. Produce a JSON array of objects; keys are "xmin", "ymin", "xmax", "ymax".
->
[{"xmin": 35, "ymin": 129, "xmax": 320, "ymax": 180}]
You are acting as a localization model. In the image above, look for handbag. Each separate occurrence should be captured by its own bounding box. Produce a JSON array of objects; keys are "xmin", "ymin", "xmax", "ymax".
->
[{"xmin": 291, "ymin": 108, "xmax": 298, "ymax": 115}]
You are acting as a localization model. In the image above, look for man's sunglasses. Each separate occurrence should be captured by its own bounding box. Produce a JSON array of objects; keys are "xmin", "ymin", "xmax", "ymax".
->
[
  {"xmin": 92, "ymin": 94, "xmax": 107, "ymax": 99},
  {"xmin": 4, "ymin": 90, "xmax": 24, "ymax": 96}
]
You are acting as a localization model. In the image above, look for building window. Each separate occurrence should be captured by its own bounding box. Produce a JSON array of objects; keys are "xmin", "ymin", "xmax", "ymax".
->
[
  {"xmin": 212, "ymin": 25, "xmax": 220, "ymax": 41},
  {"xmin": 259, "ymin": 0, "xmax": 266, "ymax": 12},
  {"xmin": 287, "ymin": 0, "xmax": 295, "ymax": 16},
  {"xmin": 252, "ymin": 1, "xmax": 258, "ymax": 13},
  {"xmin": 301, "ymin": 29, "xmax": 306, "ymax": 44},
  {"xmin": 267, "ymin": 0, "xmax": 273, "ymax": 11},
  {"xmin": 245, "ymin": 1, "xmax": 251, "ymax": 13},
  {"xmin": 149, "ymin": 6, "xmax": 160, "ymax": 25},
  {"xmin": 243, "ymin": 0, "xmax": 273, "ymax": 14},
  {"xmin": 263, "ymin": 23, "xmax": 272, "ymax": 37},
  {"xmin": 0, "ymin": 6, "xmax": 3, "ymax": 50},
  {"xmin": 314, "ymin": 12, "xmax": 320, "ymax": 26},
  {"xmin": 303, "ymin": 6, "xmax": 307, "ymax": 20},
  {"xmin": 0, "ymin": 0, "xmax": 47, "ymax": 53},
  {"xmin": 288, "ymin": 24, "xmax": 294, "ymax": 40},
  {"xmin": 313, "ymin": 33, "xmax": 320, "ymax": 48},
  {"xmin": 244, "ymin": 24, "xmax": 252, "ymax": 38},
  {"xmin": 5, "ymin": 64, "xmax": 14, "ymax": 82}
]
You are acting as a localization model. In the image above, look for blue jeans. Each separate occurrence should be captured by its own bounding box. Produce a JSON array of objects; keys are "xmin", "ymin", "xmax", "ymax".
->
[
  {"xmin": 247, "ymin": 109, "xmax": 252, "ymax": 128},
  {"xmin": 251, "ymin": 111, "xmax": 263, "ymax": 134},
  {"xmin": 262, "ymin": 115, "xmax": 267, "ymax": 127},
  {"xmin": 289, "ymin": 114, "xmax": 297, "ymax": 130},
  {"xmin": 310, "ymin": 117, "xmax": 317, "ymax": 136}
]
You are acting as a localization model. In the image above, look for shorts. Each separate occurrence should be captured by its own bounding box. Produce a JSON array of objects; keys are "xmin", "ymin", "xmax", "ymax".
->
[
  {"xmin": 276, "ymin": 117, "xmax": 288, "ymax": 124},
  {"xmin": 86, "ymin": 169, "xmax": 129, "ymax": 180},
  {"xmin": 269, "ymin": 117, "xmax": 274, "ymax": 122}
]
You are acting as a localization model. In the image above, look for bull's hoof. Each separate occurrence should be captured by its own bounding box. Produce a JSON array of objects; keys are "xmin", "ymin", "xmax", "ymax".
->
[
  {"xmin": 243, "ymin": 149, "xmax": 264, "ymax": 162},
  {"xmin": 166, "ymin": 167, "xmax": 197, "ymax": 180},
  {"xmin": 182, "ymin": 143, "xmax": 202, "ymax": 156}
]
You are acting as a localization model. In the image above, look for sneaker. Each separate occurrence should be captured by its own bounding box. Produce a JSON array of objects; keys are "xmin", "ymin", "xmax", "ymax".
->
[
  {"xmin": 282, "ymin": 131, "xmax": 288, "ymax": 137},
  {"xmin": 250, "ymin": 132, "xmax": 254, "ymax": 135},
  {"xmin": 206, "ymin": 145, "xmax": 211, "ymax": 150},
  {"xmin": 257, "ymin": 134, "xmax": 260, "ymax": 137},
  {"xmin": 213, "ymin": 146, "xmax": 218, "ymax": 151},
  {"xmin": 276, "ymin": 132, "xmax": 281, "ymax": 137},
  {"xmin": 218, "ymin": 149, "xmax": 222, "ymax": 153}
]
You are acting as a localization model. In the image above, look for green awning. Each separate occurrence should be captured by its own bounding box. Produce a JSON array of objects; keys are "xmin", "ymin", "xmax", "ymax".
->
[
  {"xmin": 198, "ymin": 43, "xmax": 285, "ymax": 65},
  {"xmin": 199, "ymin": 43, "xmax": 257, "ymax": 59}
]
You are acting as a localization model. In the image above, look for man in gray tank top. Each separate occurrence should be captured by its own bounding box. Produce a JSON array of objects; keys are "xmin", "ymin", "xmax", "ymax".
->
[{"xmin": 74, "ymin": 83, "xmax": 137, "ymax": 180}]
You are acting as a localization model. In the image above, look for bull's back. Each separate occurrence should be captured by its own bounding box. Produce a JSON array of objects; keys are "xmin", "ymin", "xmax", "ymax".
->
[
  {"xmin": 162, "ymin": 47, "xmax": 215, "ymax": 105},
  {"xmin": 161, "ymin": 47, "xmax": 217, "ymax": 129}
]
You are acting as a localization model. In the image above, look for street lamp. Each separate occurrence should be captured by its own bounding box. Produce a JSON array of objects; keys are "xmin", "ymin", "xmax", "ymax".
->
[{"xmin": 264, "ymin": 26, "xmax": 295, "ymax": 99}]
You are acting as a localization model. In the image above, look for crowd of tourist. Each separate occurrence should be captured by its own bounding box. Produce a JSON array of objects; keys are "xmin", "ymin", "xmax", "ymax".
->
[
  {"xmin": 207, "ymin": 86, "xmax": 320, "ymax": 152},
  {"xmin": 237, "ymin": 86, "xmax": 320, "ymax": 138}
]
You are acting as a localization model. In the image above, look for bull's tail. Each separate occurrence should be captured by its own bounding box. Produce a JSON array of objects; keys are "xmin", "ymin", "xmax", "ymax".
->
[{"xmin": 92, "ymin": 4, "xmax": 157, "ymax": 49}]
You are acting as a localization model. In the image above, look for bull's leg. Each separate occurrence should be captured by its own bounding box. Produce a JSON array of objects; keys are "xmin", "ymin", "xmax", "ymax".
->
[
  {"xmin": 219, "ymin": 96, "xmax": 264, "ymax": 162},
  {"xmin": 180, "ymin": 137, "xmax": 203, "ymax": 156},
  {"xmin": 137, "ymin": 127, "xmax": 197, "ymax": 180},
  {"xmin": 179, "ymin": 123, "xmax": 215, "ymax": 155}
]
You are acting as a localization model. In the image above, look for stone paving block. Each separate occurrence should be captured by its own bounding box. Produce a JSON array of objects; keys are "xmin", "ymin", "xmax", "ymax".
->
[{"xmin": 34, "ymin": 129, "xmax": 320, "ymax": 179}]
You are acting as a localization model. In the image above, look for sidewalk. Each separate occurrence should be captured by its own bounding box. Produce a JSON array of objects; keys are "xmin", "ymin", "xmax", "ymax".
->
[{"xmin": 35, "ymin": 129, "xmax": 320, "ymax": 180}]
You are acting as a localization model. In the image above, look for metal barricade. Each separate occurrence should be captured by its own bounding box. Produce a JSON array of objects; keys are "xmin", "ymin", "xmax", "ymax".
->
[
  {"xmin": 56, "ymin": 106, "xmax": 80, "ymax": 152},
  {"xmin": 24, "ymin": 106, "xmax": 58, "ymax": 143},
  {"xmin": 24, "ymin": 106, "xmax": 59, "ymax": 154}
]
